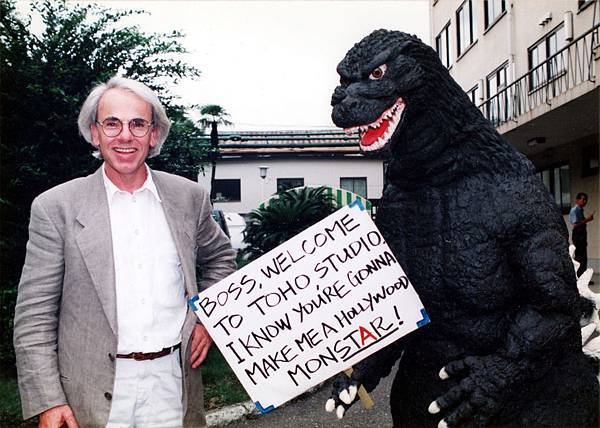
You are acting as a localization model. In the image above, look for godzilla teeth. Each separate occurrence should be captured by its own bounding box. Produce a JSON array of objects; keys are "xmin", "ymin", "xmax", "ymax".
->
[{"xmin": 360, "ymin": 100, "xmax": 405, "ymax": 152}]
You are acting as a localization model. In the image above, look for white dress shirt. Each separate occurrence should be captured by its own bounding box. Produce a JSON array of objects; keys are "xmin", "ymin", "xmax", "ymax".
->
[{"xmin": 102, "ymin": 165, "xmax": 187, "ymax": 354}]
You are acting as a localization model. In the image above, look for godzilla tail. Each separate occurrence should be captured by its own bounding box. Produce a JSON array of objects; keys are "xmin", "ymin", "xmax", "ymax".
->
[{"xmin": 570, "ymin": 245, "xmax": 600, "ymax": 360}]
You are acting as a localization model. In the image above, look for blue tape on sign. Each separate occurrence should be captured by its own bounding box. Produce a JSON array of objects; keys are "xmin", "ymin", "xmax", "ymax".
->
[
  {"xmin": 417, "ymin": 308, "xmax": 430, "ymax": 327},
  {"xmin": 188, "ymin": 295, "xmax": 200, "ymax": 312},
  {"xmin": 255, "ymin": 401, "xmax": 275, "ymax": 414},
  {"xmin": 348, "ymin": 199, "xmax": 365, "ymax": 211}
]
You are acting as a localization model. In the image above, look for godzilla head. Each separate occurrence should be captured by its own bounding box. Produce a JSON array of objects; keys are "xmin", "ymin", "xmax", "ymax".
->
[{"xmin": 331, "ymin": 29, "xmax": 438, "ymax": 154}]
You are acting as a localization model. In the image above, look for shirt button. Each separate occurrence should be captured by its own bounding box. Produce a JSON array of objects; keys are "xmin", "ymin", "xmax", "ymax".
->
[
  {"xmin": 132, "ymin": 196, "xmax": 137, "ymax": 203},
  {"xmin": 137, "ymin": 263, "xmax": 143, "ymax": 270},
  {"xmin": 143, "ymin": 336, "xmax": 148, "ymax": 342},
  {"xmin": 141, "ymin": 298, "xmax": 146, "ymax": 304},
  {"xmin": 134, "ymin": 229, "xmax": 140, "ymax": 236},
  {"xmin": 104, "ymin": 392, "xmax": 112, "ymax": 400}
]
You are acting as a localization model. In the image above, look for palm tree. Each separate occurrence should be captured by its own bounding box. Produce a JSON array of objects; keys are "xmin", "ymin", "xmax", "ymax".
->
[
  {"xmin": 242, "ymin": 187, "xmax": 336, "ymax": 261},
  {"xmin": 198, "ymin": 105, "xmax": 232, "ymax": 202}
]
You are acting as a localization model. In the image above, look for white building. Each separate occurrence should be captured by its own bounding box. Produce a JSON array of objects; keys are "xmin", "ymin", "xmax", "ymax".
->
[
  {"xmin": 431, "ymin": 0, "xmax": 599, "ymax": 270},
  {"xmin": 198, "ymin": 130, "xmax": 385, "ymax": 215}
]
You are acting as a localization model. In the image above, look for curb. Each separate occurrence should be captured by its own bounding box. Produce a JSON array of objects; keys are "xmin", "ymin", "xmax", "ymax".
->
[
  {"xmin": 206, "ymin": 400, "xmax": 257, "ymax": 427},
  {"xmin": 205, "ymin": 383, "xmax": 326, "ymax": 427}
]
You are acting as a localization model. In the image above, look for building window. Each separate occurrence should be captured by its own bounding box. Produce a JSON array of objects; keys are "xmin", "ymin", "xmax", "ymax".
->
[
  {"xmin": 456, "ymin": 0, "xmax": 475, "ymax": 56},
  {"xmin": 484, "ymin": 0, "xmax": 505, "ymax": 29},
  {"xmin": 528, "ymin": 24, "xmax": 566, "ymax": 91},
  {"xmin": 436, "ymin": 23, "xmax": 452, "ymax": 68},
  {"xmin": 467, "ymin": 84, "xmax": 481, "ymax": 106},
  {"xmin": 582, "ymin": 144, "xmax": 599, "ymax": 177},
  {"xmin": 340, "ymin": 177, "xmax": 367, "ymax": 198},
  {"xmin": 277, "ymin": 178, "xmax": 304, "ymax": 193},
  {"xmin": 538, "ymin": 164, "xmax": 571, "ymax": 214},
  {"xmin": 213, "ymin": 179, "xmax": 241, "ymax": 202},
  {"xmin": 485, "ymin": 62, "xmax": 509, "ymax": 125}
]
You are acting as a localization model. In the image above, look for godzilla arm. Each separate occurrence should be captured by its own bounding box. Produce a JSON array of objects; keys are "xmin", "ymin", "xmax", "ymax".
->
[{"xmin": 430, "ymin": 181, "xmax": 582, "ymax": 428}]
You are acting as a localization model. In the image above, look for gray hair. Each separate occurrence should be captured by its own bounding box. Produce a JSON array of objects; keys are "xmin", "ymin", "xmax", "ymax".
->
[{"xmin": 77, "ymin": 76, "xmax": 171, "ymax": 158}]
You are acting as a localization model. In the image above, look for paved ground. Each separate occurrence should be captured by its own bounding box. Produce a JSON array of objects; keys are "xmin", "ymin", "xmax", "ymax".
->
[{"xmin": 219, "ymin": 365, "xmax": 398, "ymax": 428}]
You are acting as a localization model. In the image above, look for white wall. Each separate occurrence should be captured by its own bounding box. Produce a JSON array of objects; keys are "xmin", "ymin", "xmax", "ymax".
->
[
  {"xmin": 199, "ymin": 157, "xmax": 385, "ymax": 213},
  {"xmin": 430, "ymin": 0, "xmax": 597, "ymax": 95}
]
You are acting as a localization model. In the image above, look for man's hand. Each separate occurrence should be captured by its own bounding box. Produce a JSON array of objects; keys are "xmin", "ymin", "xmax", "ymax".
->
[
  {"xmin": 586, "ymin": 212, "xmax": 594, "ymax": 222},
  {"xmin": 39, "ymin": 404, "xmax": 79, "ymax": 428},
  {"xmin": 190, "ymin": 323, "xmax": 212, "ymax": 368}
]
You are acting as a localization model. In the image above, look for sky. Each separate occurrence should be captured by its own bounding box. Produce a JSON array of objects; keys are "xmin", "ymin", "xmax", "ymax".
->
[{"xmin": 31, "ymin": 1, "xmax": 431, "ymax": 131}]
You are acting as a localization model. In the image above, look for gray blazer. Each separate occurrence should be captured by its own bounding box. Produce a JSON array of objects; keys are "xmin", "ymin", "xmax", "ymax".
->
[{"xmin": 13, "ymin": 167, "xmax": 237, "ymax": 427}]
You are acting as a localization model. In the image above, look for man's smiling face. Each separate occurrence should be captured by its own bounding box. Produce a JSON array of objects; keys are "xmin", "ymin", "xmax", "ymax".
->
[{"xmin": 91, "ymin": 88, "xmax": 157, "ymax": 188}]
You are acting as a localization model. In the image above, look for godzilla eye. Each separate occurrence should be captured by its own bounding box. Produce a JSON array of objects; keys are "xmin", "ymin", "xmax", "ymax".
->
[{"xmin": 369, "ymin": 64, "xmax": 387, "ymax": 80}]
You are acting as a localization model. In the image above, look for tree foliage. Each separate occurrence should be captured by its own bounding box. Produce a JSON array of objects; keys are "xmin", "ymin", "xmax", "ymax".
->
[
  {"xmin": 242, "ymin": 187, "xmax": 337, "ymax": 261},
  {"xmin": 0, "ymin": 0, "xmax": 206, "ymax": 365}
]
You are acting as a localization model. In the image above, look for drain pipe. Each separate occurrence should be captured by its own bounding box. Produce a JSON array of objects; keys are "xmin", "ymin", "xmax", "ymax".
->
[{"xmin": 507, "ymin": 1, "xmax": 517, "ymax": 121}]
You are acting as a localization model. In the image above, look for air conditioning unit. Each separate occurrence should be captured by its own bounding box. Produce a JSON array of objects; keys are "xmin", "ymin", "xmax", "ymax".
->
[{"xmin": 564, "ymin": 11, "xmax": 573, "ymax": 41}]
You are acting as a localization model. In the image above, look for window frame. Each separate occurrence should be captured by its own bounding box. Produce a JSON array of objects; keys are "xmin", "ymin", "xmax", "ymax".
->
[
  {"xmin": 485, "ymin": 61, "xmax": 509, "ymax": 125},
  {"xmin": 527, "ymin": 23, "xmax": 566, "ymax": 92},
  {"xmin": 212, "ymin": 178, "xmax": 241, "ymax": 202},
  {"xmin": 581, "ymin": 144, "xmax": 599, "ymax": 178},
  {"xmin": 578, "ymin": 0, "xmax": 595, "ymax": 12},
  {"xmin": 456, "ymin": 0, "xmax": 475, "ymax": 57},
  {"xmin": 435, "ymin": 22, "xmax": 452, "ymax": 68},
  {"xmin": 484, "ymin": 0, "xmax": 506, "ymax": 30},
  {"xmin": 537, "ymin": 164, "xmax": 571, "ymax": 215},
  {"xmin": 467, "ymin": 84, "xmax": 481, "ymax": 106},
  {"xmin": 276, "ymin": 177, "xmax": 304, "ymax": 193},
  {"xmin": 340, "ymin": 177, "xmax": 368, "ymax": 198}
]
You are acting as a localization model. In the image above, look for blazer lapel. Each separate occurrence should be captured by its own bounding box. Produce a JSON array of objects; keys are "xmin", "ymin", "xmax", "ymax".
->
[
  {"xmin": 152, "ymin": 171, "xmax": 198, "ymax": 298},
  {"xmin": 75, "ymin": 168, "xmax": 118, "ymax": 335}
]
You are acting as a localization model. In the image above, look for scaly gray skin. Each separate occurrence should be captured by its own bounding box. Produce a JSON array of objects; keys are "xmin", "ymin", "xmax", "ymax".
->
[{"xmin": 326, "ymin": 29, "xmax": 599, "ymax": 428}]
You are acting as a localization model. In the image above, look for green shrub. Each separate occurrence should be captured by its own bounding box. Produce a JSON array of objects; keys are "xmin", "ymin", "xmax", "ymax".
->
[{"xmin": 242, "ymin": 187, "xmax": 336, "ymax": 261}]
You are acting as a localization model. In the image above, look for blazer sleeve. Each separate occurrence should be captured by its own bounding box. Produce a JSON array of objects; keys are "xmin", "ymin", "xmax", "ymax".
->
[
  {"xmin": 13, "ymin": 196, "xmax": 68, "ymax": 419},
  {"xmin": 194, "ymin": 189, "xmax": 237, "ymax": 290}
]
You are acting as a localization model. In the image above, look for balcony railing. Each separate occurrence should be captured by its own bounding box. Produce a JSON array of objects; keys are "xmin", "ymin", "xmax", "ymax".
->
[{"xmin": 478, "ymin": 24, "xmax": 599, "ymax": 127}]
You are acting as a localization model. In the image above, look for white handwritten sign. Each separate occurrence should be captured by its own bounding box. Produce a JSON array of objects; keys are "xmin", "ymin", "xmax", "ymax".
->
[{"xmin": 189, "ymin": 201, "xmax": 429, "ymax": 413}]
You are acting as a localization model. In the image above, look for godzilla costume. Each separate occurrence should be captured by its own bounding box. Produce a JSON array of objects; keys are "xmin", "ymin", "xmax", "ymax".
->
[{"xmin": 325, "ymin": 30, "xmax": 599, "ymax": 428}]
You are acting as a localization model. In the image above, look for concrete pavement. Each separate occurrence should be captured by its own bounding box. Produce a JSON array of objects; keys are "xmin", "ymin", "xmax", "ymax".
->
[{"xmin": 213, "ymin": 365, "xmax": 398, "ymax": 428}]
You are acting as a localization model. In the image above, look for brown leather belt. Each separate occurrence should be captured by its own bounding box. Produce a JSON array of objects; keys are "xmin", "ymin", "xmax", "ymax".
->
[{"xmin": 116, "ymin": 343, "xmax": 181, "ymax": 361}]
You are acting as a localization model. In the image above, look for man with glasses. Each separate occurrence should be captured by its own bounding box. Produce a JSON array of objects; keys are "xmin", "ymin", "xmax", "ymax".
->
[
  {"xmin": 570, "ymin": 192, "xmax": 594, "ymax": 280},
  {"xmin": 13, "ymin": 76, "xmax": 236, "ymax": 427}
]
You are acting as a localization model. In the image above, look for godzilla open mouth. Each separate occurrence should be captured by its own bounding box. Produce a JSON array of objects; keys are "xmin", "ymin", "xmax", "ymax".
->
[{"xmin": 344, "ymin": 98, "xmax": 405, "ymax": 152}]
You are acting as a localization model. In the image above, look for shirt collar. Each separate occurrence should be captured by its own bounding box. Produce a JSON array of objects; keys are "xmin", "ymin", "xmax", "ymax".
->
[{"xmin": 101, "ymin": 164, "xmax": 162, "ymax": 203}]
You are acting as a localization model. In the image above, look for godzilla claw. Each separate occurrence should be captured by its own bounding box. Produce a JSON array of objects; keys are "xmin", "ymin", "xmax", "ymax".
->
[
  {"xmin": 431, "ymin": 355, "xmax": 516, "ymax": 427},
  {"xmin": 325, "ymin": 398, "xmax": 346, "ymax": 419},
  {"xmin": 428, "ymin": 401, "xmax": 441, "ymax": 414},
  {"xmin": 325, "ymin": 372, "xmax": 361, "ymax": 419},
  {"xmin": 340, "ymin": 384, "xmax": 358, "ymax": 404},
  {"xmin": 325, "ymin": 398, "xmax": 335, "ymax": 412},
  {"xmin": 439, "ymin": 367, "xmax": 449, "ymax": 380}
]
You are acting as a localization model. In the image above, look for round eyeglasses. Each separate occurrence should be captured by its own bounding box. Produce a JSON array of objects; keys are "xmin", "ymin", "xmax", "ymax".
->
[{"xmin": 95, "ymin": 118, "xmax": 154, "ymax": 138}]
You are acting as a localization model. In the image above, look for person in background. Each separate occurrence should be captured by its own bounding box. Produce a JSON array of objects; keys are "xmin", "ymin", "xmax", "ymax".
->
[
  {"xmin": 570, "ymin": 192, "xmax": 594, "ymax": 281},
  {"xmin": 13, "ymin": 76, "xmax": 236, "ymax": 427}
]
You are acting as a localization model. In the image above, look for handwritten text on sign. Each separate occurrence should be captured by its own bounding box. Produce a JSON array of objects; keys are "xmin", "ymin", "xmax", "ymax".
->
[{"xmin": 190, "ymin": 202, "xmax": 429, "ymax": 413}]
